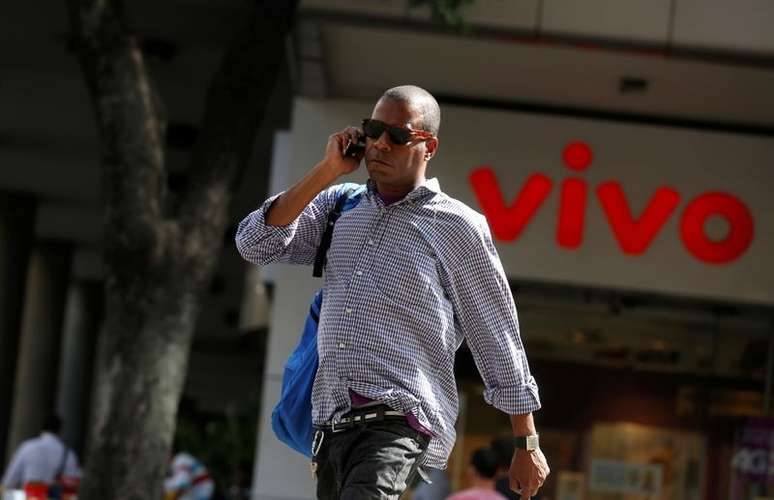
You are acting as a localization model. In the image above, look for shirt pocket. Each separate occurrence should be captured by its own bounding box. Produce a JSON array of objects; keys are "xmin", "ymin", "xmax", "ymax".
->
[{"xmin": 372, "ymin": 246, "xmax": 440, "ymax": 305}]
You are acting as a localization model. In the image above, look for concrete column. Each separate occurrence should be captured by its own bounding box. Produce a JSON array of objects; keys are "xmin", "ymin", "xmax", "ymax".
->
[
  {"xmin": 0, "ymin": 194, "xmax": 36, "ymax": 460},
  {"xmin": 6, "ymin": 242, "xmax": 71, "ymax": 460},
  {"xmin": 251, "ymin": 131, "xmax": 318, "ymax": 500},
  {"xmin": 56, "ymin": 279, "xmax": 102, "ymax": 455}
]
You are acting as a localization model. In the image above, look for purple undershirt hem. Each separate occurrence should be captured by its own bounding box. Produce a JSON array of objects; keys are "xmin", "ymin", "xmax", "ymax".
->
[{"xmin": 349, "ymin": 389, "xmax": 434, "ymax": 438}]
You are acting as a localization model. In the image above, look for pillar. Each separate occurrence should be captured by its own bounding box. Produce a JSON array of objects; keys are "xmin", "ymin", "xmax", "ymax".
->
[
  {"xmin": 56, "ymin": 279, "xmax": 102, "ymax": 455},
  {"xmin": 0, "ymin": 194, "xmax": 36, "ymax": 460},
  {"xmin": 6, "ymin": 242, "xmax": 71, "ymax": 459}
]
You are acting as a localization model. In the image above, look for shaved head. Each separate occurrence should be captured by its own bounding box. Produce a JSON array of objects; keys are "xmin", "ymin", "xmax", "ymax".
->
[{"xmin": 380, "ymin": 85, "xmax": 441, "ymax": 136}]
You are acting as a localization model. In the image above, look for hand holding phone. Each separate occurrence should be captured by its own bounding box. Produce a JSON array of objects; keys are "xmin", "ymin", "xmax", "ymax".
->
[{"xmin": 322, "ymin": 126, "xmax": 364, "ymax": 178}]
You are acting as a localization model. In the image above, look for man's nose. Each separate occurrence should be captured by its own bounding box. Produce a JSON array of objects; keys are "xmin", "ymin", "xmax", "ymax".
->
[{"xmin": 373, "ymin": 131, "xmax": 391, "ymax": 151}]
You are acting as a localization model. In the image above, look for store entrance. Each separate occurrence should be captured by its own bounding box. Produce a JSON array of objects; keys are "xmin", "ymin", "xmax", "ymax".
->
[{"xmin": 449, "ymin": 281, "xmax": 773, "ymax": 500}]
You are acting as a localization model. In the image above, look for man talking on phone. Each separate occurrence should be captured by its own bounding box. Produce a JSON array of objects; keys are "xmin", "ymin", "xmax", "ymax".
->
[{"xmin": 235, "ymin": 85, "xmax": 549, "ymax": 499}]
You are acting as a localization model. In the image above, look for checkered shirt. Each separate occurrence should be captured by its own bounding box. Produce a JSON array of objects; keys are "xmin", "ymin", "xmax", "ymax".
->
[{"xmin": 236, "ymin": 177, "xmax": 541, "ymax": 469}]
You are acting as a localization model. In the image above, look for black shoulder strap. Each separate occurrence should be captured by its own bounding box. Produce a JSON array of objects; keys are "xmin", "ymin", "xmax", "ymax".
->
[
  {"xmin": 313, "ymin": 188, "xmax": 356, "ymax": 277},
  {"xmin": 55, "ymin": 444, "xmax": 69, "ymax": 478}
]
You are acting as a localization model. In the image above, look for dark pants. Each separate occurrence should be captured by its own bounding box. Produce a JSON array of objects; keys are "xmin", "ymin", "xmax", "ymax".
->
[{"xmin": 314, "ymin": 417, "xmax": 430, "ymax": 499}]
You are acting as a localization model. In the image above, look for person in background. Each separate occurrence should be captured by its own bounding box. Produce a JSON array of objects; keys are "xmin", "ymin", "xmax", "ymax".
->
[
  {"xmin": 164, "ymin": 449, "xmax": 215, "ymax": 500},
  {"xmin": 0, "ymin": 414, "xmax": 81, "ymax": 495},
  {"xmin": 447, "ymin": 447, "xmax": 506, "ymax": 500},
  {"xmin": 490, "ymin": 437, "xmax": 518, "ymax": 499}
]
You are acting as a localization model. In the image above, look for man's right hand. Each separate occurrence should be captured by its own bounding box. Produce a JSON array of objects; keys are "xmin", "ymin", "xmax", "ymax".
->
[
  {"xmin": 322, "ymin": 126, "xmax": 364, "ymax": 178},
  {"xmin": 264, "ymin": 126, "xmax": 365, "ymax": 227}
]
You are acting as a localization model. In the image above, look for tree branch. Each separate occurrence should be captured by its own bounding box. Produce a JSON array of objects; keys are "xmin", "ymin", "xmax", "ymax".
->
[{"xmin": 67, "ymin": 0, "xmax": 169, "ymax": 266}]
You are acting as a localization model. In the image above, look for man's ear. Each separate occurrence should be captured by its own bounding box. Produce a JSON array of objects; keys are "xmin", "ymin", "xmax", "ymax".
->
[{"xmin": 425, "ymin": 137, "xmax": 439, "ymax": 160}]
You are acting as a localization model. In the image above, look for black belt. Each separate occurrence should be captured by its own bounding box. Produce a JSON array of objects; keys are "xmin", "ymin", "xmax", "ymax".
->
[{"xmin": 315, "ymin": 404, "xmax": 405, "ymax": 433}]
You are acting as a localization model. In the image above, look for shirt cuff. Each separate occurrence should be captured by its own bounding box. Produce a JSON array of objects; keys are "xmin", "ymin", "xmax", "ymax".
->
[
  {"xmin": 483, "ymin": 376, "xmax": 542, "ymax": 415},
  {"xmin": 235, "ymin": 192, "xmax": 301, "ymax": 264},
  {"xmin": 256, "ymin": 192, "xmax": 299, "ymax": 245}
]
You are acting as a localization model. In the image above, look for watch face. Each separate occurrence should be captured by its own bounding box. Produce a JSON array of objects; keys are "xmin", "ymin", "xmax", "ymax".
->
[{"xmin": 514, "ymin": 434, "xmax": 540, "ymax": 450}]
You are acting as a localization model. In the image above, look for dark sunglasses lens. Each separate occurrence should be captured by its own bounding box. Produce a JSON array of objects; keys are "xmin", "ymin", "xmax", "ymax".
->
[
  {"xmin": 363, "ymin": 119, "xmax": 413, "ymax": 144},
  {"xmin": 363, "ymin": 119, "xmax": 386, "ymax": 139},
  {"xmin": 388, "ymin": 127, "xmax": 412, "ymax": 145}
]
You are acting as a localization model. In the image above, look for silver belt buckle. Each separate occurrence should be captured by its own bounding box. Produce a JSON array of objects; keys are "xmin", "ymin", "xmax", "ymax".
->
[{"xmin": 330, "ymin": 418, "xmax": 349, "ymax": 433}]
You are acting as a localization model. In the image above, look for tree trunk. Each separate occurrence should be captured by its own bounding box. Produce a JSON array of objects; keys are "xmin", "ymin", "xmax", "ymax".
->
[
  {"xmin": 65, "ymin": 1, "xmax": 299, "ymax": 498},
  {"xmin": 84, "ymin": 282, "xmax": 198, "ymax": 499}
]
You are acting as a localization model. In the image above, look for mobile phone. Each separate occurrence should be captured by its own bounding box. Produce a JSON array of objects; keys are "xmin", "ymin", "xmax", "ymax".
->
[{"xmin": 343, "ymin": 133, "xmax": 366, "ymax": 158}]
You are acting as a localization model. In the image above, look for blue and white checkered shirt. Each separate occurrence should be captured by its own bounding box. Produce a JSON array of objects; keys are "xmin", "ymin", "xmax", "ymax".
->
[{"xmin": 236, "ymin": 177, "xmax": 541, "ymax": 469}]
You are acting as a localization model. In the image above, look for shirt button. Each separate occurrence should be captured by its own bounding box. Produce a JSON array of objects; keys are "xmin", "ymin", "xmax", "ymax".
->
[
  {"xmin": 345, "ymin": 307, "xmax": 352, "ymax": 314},
  {"xmin": 356, "ymin": 271, "xmax": 363, "ymax": 276},
  {"xmin": 367, "ymin": 239, "xmax": 374, "ymax": 245},
  {"xmin": 338, "ymin": 342, "xmax": 346, "ymax": 349}
]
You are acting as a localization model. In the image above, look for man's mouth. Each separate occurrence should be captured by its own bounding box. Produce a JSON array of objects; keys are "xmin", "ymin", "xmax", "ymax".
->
[{"xmin": 370, "ymin": 159, "xmax": 390, "ymax": 166}]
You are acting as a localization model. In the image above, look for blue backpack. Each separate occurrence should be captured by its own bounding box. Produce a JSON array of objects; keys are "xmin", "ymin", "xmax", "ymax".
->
[{"xmin": 271, "ymin": 183, "xmax": 366, "ymax": 457}]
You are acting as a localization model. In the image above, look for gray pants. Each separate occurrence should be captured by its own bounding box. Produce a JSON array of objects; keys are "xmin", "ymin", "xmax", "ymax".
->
[{"xmin": 313, "ymin": 417, "xmax": 430, "ymax": 499}]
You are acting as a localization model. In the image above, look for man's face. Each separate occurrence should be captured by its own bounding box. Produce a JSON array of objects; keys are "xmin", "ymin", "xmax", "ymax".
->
[{"xmin": 364, "ymin": 98, "xmax": 438, "ymax": 188}]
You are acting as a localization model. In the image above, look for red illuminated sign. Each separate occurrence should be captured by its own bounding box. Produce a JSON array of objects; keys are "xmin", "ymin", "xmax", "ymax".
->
[{"xmin": 469, "ymin": 141, "xmax": 754, "ymax": 264}]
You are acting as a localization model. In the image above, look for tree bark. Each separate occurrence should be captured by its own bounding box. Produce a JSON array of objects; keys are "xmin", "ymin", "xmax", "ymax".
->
[{"xmin": 65, "ymin": 1, "xmax": 299, "ymax": 498}]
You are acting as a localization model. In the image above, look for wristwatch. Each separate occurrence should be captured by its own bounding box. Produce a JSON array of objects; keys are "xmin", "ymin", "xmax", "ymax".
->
[{"xmin": 514, "ymin": 434, "xmax": 539, "ymax": 451}]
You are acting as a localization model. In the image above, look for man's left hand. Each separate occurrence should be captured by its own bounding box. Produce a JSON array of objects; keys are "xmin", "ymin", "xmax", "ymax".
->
[{"xmin": 509, "ymin": 447, "xmax": 549, "ymax": 499}]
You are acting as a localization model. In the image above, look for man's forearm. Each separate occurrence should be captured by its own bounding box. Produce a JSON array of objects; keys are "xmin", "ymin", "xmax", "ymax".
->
[
  {"xmin": 265, "ymin": 160, "xmax": 340, "ymax": 226},
  {"xmin": 510, "ymin": 412, "xmax": 537, "ymax": 436}
]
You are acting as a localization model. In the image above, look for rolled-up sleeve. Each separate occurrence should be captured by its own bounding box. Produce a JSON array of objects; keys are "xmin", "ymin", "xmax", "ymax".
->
[
  {"xmin": 443, "ymin": 216, "xmax": 541, "ymax": 415},
  {"xmin": 235, "ymin": 186, "xmax": 340, "ymax": 266}
]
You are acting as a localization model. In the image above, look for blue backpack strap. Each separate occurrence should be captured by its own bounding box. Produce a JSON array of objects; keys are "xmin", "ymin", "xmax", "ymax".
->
[{"xmin": 313, "ymin": 183, "xmax": 366, "ymax": 277}]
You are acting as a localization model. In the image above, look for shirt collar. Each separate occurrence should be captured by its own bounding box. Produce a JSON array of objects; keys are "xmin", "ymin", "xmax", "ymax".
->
[{"xmin": 366, "ymin": 177, "xmax": 441, "ymax": 204}]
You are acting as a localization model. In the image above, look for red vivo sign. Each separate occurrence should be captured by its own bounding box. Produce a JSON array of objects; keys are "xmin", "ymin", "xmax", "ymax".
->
[{"xmin": 469, "ymin": 141, "xmax": 754, "ymax": 265}]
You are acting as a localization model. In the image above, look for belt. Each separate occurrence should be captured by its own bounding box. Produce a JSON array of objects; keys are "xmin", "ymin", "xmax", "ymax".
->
[{"xmin": 316, "ymin": 405, "xmax": 405, "ymax": 433}]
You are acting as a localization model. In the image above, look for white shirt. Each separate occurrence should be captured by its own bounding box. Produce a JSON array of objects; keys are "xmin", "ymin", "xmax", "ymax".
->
[{"xmin": 1, "ymin": 433, "xmax": 81, "ymax": 488}]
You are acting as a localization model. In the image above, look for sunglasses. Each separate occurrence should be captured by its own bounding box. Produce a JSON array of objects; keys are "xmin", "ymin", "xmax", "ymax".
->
[{"xmin": 361, "ymin": 118, "xmax": 434, "ymax": 146}]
